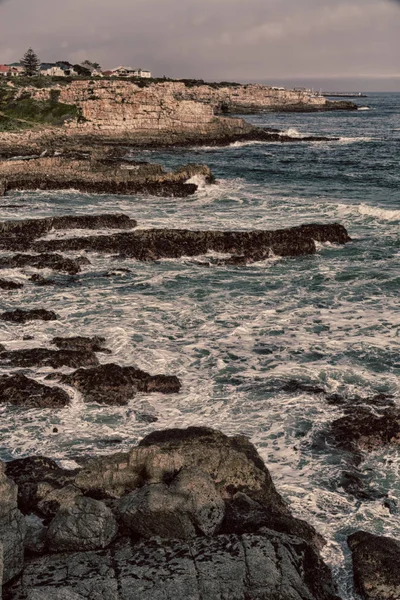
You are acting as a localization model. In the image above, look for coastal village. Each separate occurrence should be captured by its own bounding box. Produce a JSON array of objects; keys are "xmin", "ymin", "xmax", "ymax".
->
[{"xmin": 0, "ymin": 60, "xmax": 152, "ymax": 79}]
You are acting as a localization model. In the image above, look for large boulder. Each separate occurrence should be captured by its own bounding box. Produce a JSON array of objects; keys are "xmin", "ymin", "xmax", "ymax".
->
[
  {"xmin": 75, "ymin": 428, "xmax": 288, "ymax": 516},
  {"xmin": 0, "ymin": 374, "xmax": 70, "ymax": 409},
  {"xmin": 51, "ymin": 336, "xmax": 110, "ymax": 353},
  {"xmin": 348, "ymin": 531, "xmax": 400, "ymax": 600},
  {"xmin": 0, "ymin": 309, "xmax": 57, "ymax": 324},
  {"xmin": 0, "ymin": 462, "xmax": 26, "ymax": 585},
  {"xmin": 5, "ymin": 532, "xmax": 340, "ymax": 600},
  {"xmin": 118, "ymin": 468, "xmax": 225, "ymax": 539},
  {"xmin": 46, "ymin": 497, "xmax": 118, "ymax": 553}
]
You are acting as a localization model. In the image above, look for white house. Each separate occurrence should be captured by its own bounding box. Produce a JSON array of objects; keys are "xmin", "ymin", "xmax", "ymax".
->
[
  {"xmin": 111, "ymin": 66, "xmax": 152, "ymax": 78},
  {"xmin": 133, "ymin": 69, "xmax": 152, "ymax": 79}
]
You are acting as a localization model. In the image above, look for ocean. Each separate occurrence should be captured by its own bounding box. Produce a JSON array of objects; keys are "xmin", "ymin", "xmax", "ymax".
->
[{"xmin": 0, "ymin": 92, "xmax": 399, "ymax": 597}]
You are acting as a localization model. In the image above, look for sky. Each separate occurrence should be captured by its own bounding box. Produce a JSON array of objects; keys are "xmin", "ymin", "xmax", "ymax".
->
[{"xmin": 1, "ymin": 0, "xmax": 399, "ymax": 90}]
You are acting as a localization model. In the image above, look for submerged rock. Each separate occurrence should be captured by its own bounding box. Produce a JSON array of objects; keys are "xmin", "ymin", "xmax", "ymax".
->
[
  {"xmin": 0, "ymin": 374, "xmax": 70, "ymax": 409},
  {"xmin": 57, "ymin": 363, "xmax": 181, "ymax": 405},
  {"xmin": 51, "ymin": 336, "xmax": 110, "ymax": 354},
  {"xmin": 348, "ymin": 531, "xmax": 400, "ymax": 600},
  {"xmin": 0, "ymin": 348, "xmax": 99, "ymax": 369},
  {"xmin": 0, "ymin": 278, "xmax": 23, "ymax": 290},
  {"xmin": 0, "ymin": 253, "xmax": 85, "ymax": 274},
  {"xmin": 0, "ymin": 309, "xmax": 58, "ymax": 323}
]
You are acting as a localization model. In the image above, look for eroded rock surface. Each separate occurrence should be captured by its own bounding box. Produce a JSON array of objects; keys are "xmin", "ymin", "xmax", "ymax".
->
[
  {"xmin": 0, "ymin": 279, "xmax": 23, "ymax": 291},
  {"xmin": 51, "ymin": 336, "xmax": 110, "ymax": 353},
  {"xmin": 0, "ymin": 348, "xmax": 99, "ymax": 369},
  {"xmin": 0, "ymin": 463, "xmax": 26, "ymax": 585},
  {"xmin": 348, "ymin": 531, "xmax": 400, "ymax": 600},
  {"xmin": 0, "ymin": 374, "xmax": 70, "ymax": 409},
  {"xmin": 0, "ymin": 253, "xmax": 85, "ymax": 274}
]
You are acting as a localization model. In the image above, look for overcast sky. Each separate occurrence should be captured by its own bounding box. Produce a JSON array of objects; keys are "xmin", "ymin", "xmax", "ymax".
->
[{"xmin": 1, "ymin": 0, "xmax": 399, "ymax": 89}]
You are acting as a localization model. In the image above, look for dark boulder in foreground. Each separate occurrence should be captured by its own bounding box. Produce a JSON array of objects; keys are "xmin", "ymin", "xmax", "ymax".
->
[
  {"xmin": 2, "ymin": 428, "xmax": 340, "ymax": 599},
  {"xmin": 0, "ymin": 278, "xmax": 23, "ymax": 290},
  {"xmin": 0, "ymin": 309, "xmax": 58, "ymax": 323},
  {"xmin": 52, "ymin": 336, "xmax": 110, "ymax": 353},
  {"xmin": 0, "ymin": 348, "xmax": 99, "ymax": 369},
  {"xmin": 0, "ymin": 374, "xmax": 70, "ymax": 409},
  {"xmin": 348, "ymin": 531, "xmax": 400, "ymax": 600},
  {"xmin": 0, "ymin": 253, "xmax": 86, "ymax": 274},
  {"xmin": 34, "ymin": 223, "xmax": 351, "ymax": 261},
  {"xmin": 57, "ymin": 363, "xmax": 181, "ymax": 405}
]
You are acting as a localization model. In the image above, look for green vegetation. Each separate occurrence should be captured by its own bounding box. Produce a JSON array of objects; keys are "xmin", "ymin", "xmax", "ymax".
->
[
  {"xmin": 20, "ymin": 48, "xmax": 41, "ymax": 77},
  {"xmin": 0, "ymin": 85, "xmax": 78, "ymax": 131}
]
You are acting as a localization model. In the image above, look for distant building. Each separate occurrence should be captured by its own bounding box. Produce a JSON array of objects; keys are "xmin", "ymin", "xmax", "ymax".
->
[
  {"xmin": 0, "ymin": 64, "xmax": 19, "ymax": 77},
  {"xmin": 40, "ymin": 62, "xmax": 78, "ymax": 77},
  {"xmin": 110, "ymin": 66, "xmax": 152, "ymax": 78}
]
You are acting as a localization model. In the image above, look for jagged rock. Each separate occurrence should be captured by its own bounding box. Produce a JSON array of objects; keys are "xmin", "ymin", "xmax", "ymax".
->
[
  {"xmin": 348, "ymin": 531, "xmax": 400, "ymax": 600},
  {"xmin": 0, "ymin": 309, "xmax": 57, "ymax": 323},
  {"xmin": 75, "ymin": 428, "xmax": 289, "ymax": 515},
  {"xmin": 0, "ymin": 462, "xmax": 26, "ymax": 585},
  {"xmin": 46, "ymin": 497, "xmax": 118, "ymax": 553},
  {"xmin": 335, "ymin": 471, "xmax": 387, "ymax": 501},
  {"xmin": 0, "ymin": 253, "xmax": 85, "ymax": 274},
  {"xmin": 5, "ymin": 532, "xmax": 340, "ymax": 600},
  {"xmin": 0, "ymin": 348, "xmax": 99, "ymax": 369},
  {"xmin": 57, "ymin": 363, "xmax": 181, "ymax": 405},
  {"xmin": 5, "ymin": 457, "xmax": 78, "ymax": 517},
  {"xmin": 118, "ymin": 468, "xmax": 225, "ymax": 539},
  {"xmin": 0, "ymin": 279, "xmax": 23, "ymax": 291},
  {"xmin": 24, "ymin": 514, "xmax": 47, "ymax": 555},
  {"xmin": 0, "ymin": 374, "xmax": 70, "ymax": 409},
  {"xmin": 33, "ymin": 223, "xmax": 351, "ymax": 261},
  {"xmin": 220, "ymin": 492, "xmax": 325, "ymax": 550},
  {"xmin": 51, "ymin": 336, "xmax": 110, "ymax": 353}
]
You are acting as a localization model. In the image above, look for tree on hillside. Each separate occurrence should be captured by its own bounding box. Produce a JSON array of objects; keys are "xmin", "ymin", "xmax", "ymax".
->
[
  {"xmin": 21, "ymin": 48, "xmax": 41, "ymax": 76},
  {"xmin": 82, "ymin": 60, "xmax": 101, "ymax": 70}
]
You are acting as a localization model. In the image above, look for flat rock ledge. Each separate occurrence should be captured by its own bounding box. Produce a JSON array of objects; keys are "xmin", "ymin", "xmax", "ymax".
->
[
  {"xmin": 1, "ymin": 428, "xmax": 340, "ymax": 600},
  {"xmin": 348, "ymin": 531, "xmax": 400, "ymax": 600},
  {"xmin": 34, "ymin": 223, "xmax": 351, "ymax": 261}
]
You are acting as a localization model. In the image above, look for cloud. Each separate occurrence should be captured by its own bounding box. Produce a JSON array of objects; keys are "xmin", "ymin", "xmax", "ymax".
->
[{"xmin": 0, "ymin": 0, "xmax": 399, "ymax": 85}]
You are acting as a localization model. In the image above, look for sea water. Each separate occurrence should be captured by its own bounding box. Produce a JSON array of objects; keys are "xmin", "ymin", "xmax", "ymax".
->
[{"xmin": 0, "ymin": 92, "xmax": 399, "ymax": 597}]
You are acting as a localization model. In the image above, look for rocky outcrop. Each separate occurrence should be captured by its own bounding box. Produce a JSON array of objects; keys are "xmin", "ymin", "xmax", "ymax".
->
[
  {"xmin": 0, "ymin": 374, "xmax": 70, "ymax": 409},
  {"xmin": 54, "ymin": 363, "xmax": 182, "ymax": 405},
  {"xmin": 51, "ymin": 336, "xmax": 110, "ymax": 354},
  {"xmin": 4, "ymin": 532, "xmax": 340, "ymax": 600},
  {"xmin": 0, "ymin": 254, "xmax": 85, "ymax": 274},
  {"xmin": 0, "ymin": 279, "xmax": 23, "ymax": 291},
  {"xmin": 348, "ymin": 531, "xmax": 400, "ymax": 600},
  {"xmin": 2, "ymin": 428, "xmax": 340, "ymax": 600},
  {"xmin": 0, "ymin": 309, "xmax": 58, "ymax": 323},
  {"xmin": 0, "ymin": 463, "xmax": 26, "ymax": 585},
  {"xmin": 34, "ymin": 223, "xmax": 351, "ymax": 261},
  {"xmin": 0, "ymin": 348, "xmax": 99, "ymax": 369}
]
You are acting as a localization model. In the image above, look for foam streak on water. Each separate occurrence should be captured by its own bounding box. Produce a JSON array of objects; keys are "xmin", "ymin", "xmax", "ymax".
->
[{"xmin": 0, "ymin": 92, "xmax": 399, "ymax": 598}]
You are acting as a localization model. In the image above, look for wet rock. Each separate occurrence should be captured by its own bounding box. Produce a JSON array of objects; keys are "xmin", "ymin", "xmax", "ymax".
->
[
  {"xmin": 0, "ymin": 278, "xmax": 23, "ymax": 290},
  {"xmin": 0, "ymin": 348, "xmax": 99, "ymax": 369},
  {"xmin": 46, "ymin": 497, "xmax": 118, "ymax": 553},
  {"xmin": 348, "ymin": 531, "xmax": 400, "ymax": 600},
  {"xmin": 118, "ymin": 468, "xmax": 225, "ymax": 539},
  {"xmin": 326, "ymin": 392, "xmax": 395, "ymax": 408},
  {"xmin": 0, "ymin": 374, "xmax": 70, "ymax": 409},
  {"xmin": 0, "ymin": 309, "xmax": 57, "ymax": 323},
  {"xmin": 336, "ymin": 470, "xmax": 387, "ymax": 501},
  {"xmin": 58, "ymin": 363, "xmax": 181, "ymax": 405},
  {"xmin": 282, "ymin": 379, "xmax": 325, "ymax": 395},
  {"xmin": 5, "ymin": 532, "xmax": 340, "ymax": 600},
  {"xmin": 33, "ymin": 223, "xmax": 351, "ymax": 261},
  {"xmin": 134, "ymin": 411, "xmax": 158, "ymax": 423},
  {"xmin": 330, "ymin": 406, "xmax": 400, "ymax": 458},
  {"xmin": 51, "ymin": 336, "xmax": 110, "ymax": 354},
  {"xmin": 0, "ymin": 462, "xmax": 26, "ymax": 585},
  {"xmin": 5, "ymin": 456, "xmax": 78, "ymax": 517},
  {"xmin": 0, "ymin": 253, "xmax": 85, "ymax": 274},
  {"xmin": 383, "ymin": 498, "xmax": 398, "ymax": 515}
]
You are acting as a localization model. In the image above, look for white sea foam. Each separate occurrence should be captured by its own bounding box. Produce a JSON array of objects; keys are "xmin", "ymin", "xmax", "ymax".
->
[
  {"xmin": 357, "ymin": 106, "xmax": 371, "ymax": 111},
  {"xmin": 279, "ymin": 127, "xmax": 306, "ymax": 139},
  {"xmin": 357, "ymin": 203, "xmax": 400, "ymax": 221}
]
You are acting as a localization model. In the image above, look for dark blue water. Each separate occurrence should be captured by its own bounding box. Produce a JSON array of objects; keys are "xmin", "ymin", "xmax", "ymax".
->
[{"xmin": 0, "ymin": 93, "xmax": 399, "ymax": 597}]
